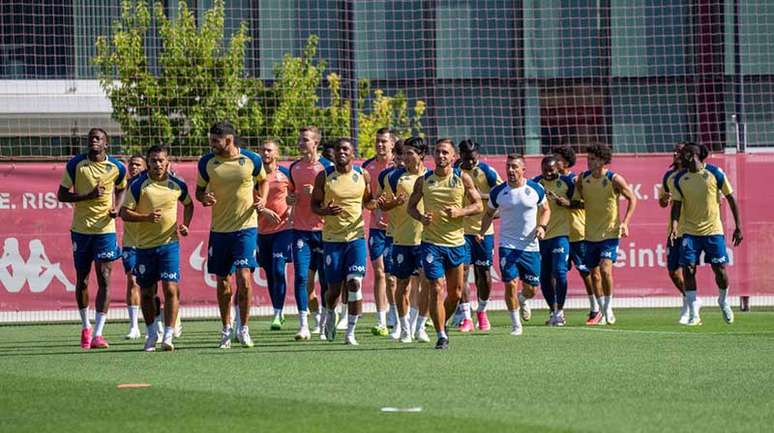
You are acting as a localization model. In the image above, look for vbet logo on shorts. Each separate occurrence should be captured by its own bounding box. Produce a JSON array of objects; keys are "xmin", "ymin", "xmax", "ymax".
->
[
  {"xmin": 348, "ymin": 264, "xmax": 366, "ymax": 273},
  {"xmin": 552, "ymin": 247, "xmax": 566, "ymax": 254},
  {"xmin": 234, "ymin": 258, "xmax": 250, "ymax": 267},
  {"xmin": 160, "ymin": 271, "xmax": 178, "ymax": 280},
  {"xmin": 96, "ymin": 250, "xmax": 116, "ymax": 260}
]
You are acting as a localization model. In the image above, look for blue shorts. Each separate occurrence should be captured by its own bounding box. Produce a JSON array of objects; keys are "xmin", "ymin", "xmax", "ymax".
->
[
  {"xmin": 207, "ymin": 228, "xmax": 257, "ymax": 277},
  {"xmin": 122, "ymin": 247, "xmax": 137, "ymax": 274},
  {"xmin": 680, "ymin": 234, "xmax": 728, "ymax": 266},
  {"xmin": 368, "ymin": 229, "xmax": 390, "ymax": 261},
  {"xmin": 391, "ymin": 244, "xmax": 423, "ymax": 280},
  {"xmin": 421, "ymin": 243, "xmax": 468, "ymax": 281},
  {"xmin": 323, "ymin": 238, "xmax": 368, "ymax": 285},
  {"xmin": 71, "ymin": 232, "xmax": 121, "ymax": 272},
  {"xmin": 258, "ymin": 230, "xmax": 293, "ymax": 269},
  {"xmin": 465, "ymin": 234, "xmax": 494, "ymax": 267},
  {"xmin": 499, "ymin": 247, "xmax": 541, "ymax": 286},
  {"xmin": 584, "ymin": 238, "xmax": 620, "ymax": 269},
  {"xmin": 539, "ymin": 236, "xmax": 570, "ymax": 277},
  {"xmin": 293, "ymin": 230, "xmax": 324, "ymax": 273},
  {"xmin": 568, "ymin": 241, "xmax": 589, "ymax": 275},
  {"xmin": 667, "ymin": 237, "xmax": 682, "ymax": 272},
  {"xmin": 134, "ymin": 242, "xmax": 180, "ymax": 287}
]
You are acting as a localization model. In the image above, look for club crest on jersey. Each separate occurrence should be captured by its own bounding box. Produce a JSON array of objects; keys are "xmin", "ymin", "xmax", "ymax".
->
[
  {"xmin": 352, "ymin": 173, "xmax": 359, "ymax": 182},
  {"xmin": 213, "ymin": 160, "xmax": 221, "ymax": 166},
  {"xmin": 701, "ymin": 172, "xmax": 709, "ymax": 180},
  {"xmin": 239, "ymin": 157, "xmax": 246, "ymax": 166},
  {"xmin": 525, "ymin": 188, "xmax": 532, "ymax": 196},
  {"xmin": 556, "ymin": 180, "xmax": 562, "ymax": 187},
  {"xmin": 602, "ymin": 179, "xmax": 608, "ymax": 187},
  {"xmin": 168, "ymin": 180, "xmax": 175, "ymax": 189},
  {"xmin": 106, "ymin": 164, "xmax": 113, "ymax": 171}
]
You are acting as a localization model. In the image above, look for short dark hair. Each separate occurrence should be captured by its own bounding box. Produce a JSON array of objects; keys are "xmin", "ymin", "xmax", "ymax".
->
[
  {"xmin": 552, "ymin": 145, "xmax": 576, "ymax": 168},
  {"xmin": 146, "ymin": 144, "xmax": 169, "ymax": 158},
  {"xmin": 335, "ymin": 137, "xmax": 354, "ymax": 148},
  {"xmin": 541, "ymin": 155, "xmax": 557, "ymax": 167},
  {"xmin": 128, "ymin": 153, "xmax": 146, "ymax": 163},
  {"xmin": 375, "ymin": 127, "xmax": 397, "ymax": 141},
  {"xmin": 403, "ymin": 136, "xmax": 428, "ymax": 156},
  {"xmin": 322, "ymin": 138, "xmax": 337, "ymax": 151},
  {"xmin": 458, "ymin": 139, "xmax": 480, "ymax": 154},
  {"xmin": 394, "ymin": 139, "xmax": 404, "ymax": 156},
  {"xmin": 209, "ymin": 121, "xmax": 237, "ymax": 139},
  {"xmin": 586, "ymin": 143, "xmax": 612, "ymax": 164},
  {"xmin": 435, "ymin": 138, "xmax": 456, "ymax": 153},
  {"xmin": 88, "ymin": 128, "xmax": 109, "ymax": 144},
  {"xmin": 682, "ymin": 143, "xmax": 709, "ymax": 162},
  {"xmin": 506, "ymin": 153, "xmax": 524, "ymax": 162}
]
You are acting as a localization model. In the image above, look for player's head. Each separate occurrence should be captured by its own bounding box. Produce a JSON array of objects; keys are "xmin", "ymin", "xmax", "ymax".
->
[
  {"xmin": 671, "ymin": 141, "xmax": 689, "ymax": 169},
  {"xmin": 552, "ymin": 145, "xmax": 576, "ymax": 172},
  {"xmin": 87, "ymin": 128, "xmax": 109, "ymax": 154},
  {"xmin": 334, "ymin": 137, "xmax": 355, "ymax": 167},
  {"xmin": 298, "ymin": 126, "xmax": 321, "ymax": 156},
  {"xmin": 458, "ymin": 139, "xmax": 480, "ymax": 170},
  {"xmin": 321, "ymin": 138, "xmax": 336, "ymax": 162},
  {"xmin": 127, "ymin": 153, "xmax": 146, "ymax": 178},
  {"xmin": 505, "ymin": 153, "xmax": 526, "ymax": 184},
  {"xmin": 586, "ymin": 143, "xmax": 612, "ymax": 172},
  {"xmin": 260, "ymin": 138, "xmax": 281, "ymax": 165},
  {"xmin": 541, "ymin": 155, "xmax": 559, "ymax": 180},
  {"xmin": 402, "ymin": 136, "xmax": 427, "ymax": 167},
  {"xmin": 375, "ymin": 127, "xmax": 396, "ymax": 158},
  {"xmin": 146, "ymin": 144, "xmax": 170, "ymax": 179},
  {"xmin": 680, "ymin": 143, "xmax": 707, "ymax": 172},
  {"xmin": 209, "ymin": 121, "xmax": 238, "ymax": 155},
  {"xmin": 433, "ymin": 138, "xmax": 456, "ymax": 169}
]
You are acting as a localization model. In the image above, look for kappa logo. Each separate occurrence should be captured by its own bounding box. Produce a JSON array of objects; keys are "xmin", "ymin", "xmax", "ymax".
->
[
  {"xmin": 369, "ymin": 237, "xmax": 374, "ymax": 246},
  {"xmin": 239, "ymin": 157, "xmax": 246, "ymax": 166},
  {"xmin": 425, "ymin": 254, "xmax": 434, "ymax": 264},
  {"xmin": 1, "ymin": 237, "xmax": 75, "ymax": 293},
  {"xmin": 682, "ymin": 238, "xmax": 689, "ymax": 247},
  {"xmin": 208, "ymin": 246, "xmax": 213, "ymax": 257},
  {"xmin": 396, "ymin": 253, "xmax": 404, "ymax": 264},
  {"xmin": 352, "ymin": 173, "xmax": 359, "ymax": 182}
]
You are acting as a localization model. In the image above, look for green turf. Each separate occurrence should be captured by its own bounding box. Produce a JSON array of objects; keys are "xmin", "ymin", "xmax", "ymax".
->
[{"xmin": 1, "ymin": 308, "xmax": 773, "ymax": 433}]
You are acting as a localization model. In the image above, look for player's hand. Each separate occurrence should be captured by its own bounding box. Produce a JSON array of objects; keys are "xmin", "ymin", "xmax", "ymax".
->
[
  {"xmin": 147, "ymin": 209, "xmax": 162, "ymax": 223},
  {"xmin": 321, "ymin": 202, "xmax": 343, "ymax": 216},
  {"xmin": 443, "ymin": 206, "xmax": 461, "ymax": 219},
  {"xmin": 303, "ymin": 184, "xmax": 314, "ymax": 195},
  {"xmin": 732, "ymin": 227, "xmax": 743, "ymax": 246},
  {"xmin": 659, "ymin": 192, "xmax": 671, "ymax": 208},
  {"xmin": 475, "ymin": 234, "xmax": 484, "ymax": 244},
  {"xmin": 536, "ymin": 226, "xmax": 546, "ymax": 240},
  {"xmin": 201, "ymin": 192, "xmax": 217, "ymax": 207},
  {"xmin": 178, "ymin": 224, "xmax": 189, "ymax": 236},
  {"xmin": 252, "ymin": 197, "xmax": 266, "ymax": 212},
  {"xmin": 86, "ymin": 184, "xmax": 105, "ymax": 200},
  {"xmin": 261, "ymin": 208, "xmax": 282, "ymax": 225},
  {"xmin": 286, "ymin": 193, "xmax": 297, "ymax": 206},
  {"xmin": 620, "ymin": 223, "xmax": 630, "ymax": 238},
  {"xmin": 420, "ymin": 212, "xmax": 433, "ymax": 226},
  {"xmin": 394, "ymin": 193, "xmax": 407, "ymax": 206},
  {"xmin": 668, "ymin": 231, "xmax": 677, "ymax": 247},
  {"xmin": 108, "ymin": 207, "xmax": 118, "ymax": 218}
]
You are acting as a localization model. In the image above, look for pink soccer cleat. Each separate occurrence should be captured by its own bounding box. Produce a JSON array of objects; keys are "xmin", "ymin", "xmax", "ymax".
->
[
  {"xmin": 90, "ymin": 335, "xmax": 109, "ymax": 349},
  {"xmin": 476, "ymin": 311, "xmax": 491, "ymax": 332},
  {"xmin": 458, "ymin": 318, "xmax": 474, "ymax": 333},
  {"xmin": 80, "ymin": 327, "xmax": 92, "ymax": 350}
]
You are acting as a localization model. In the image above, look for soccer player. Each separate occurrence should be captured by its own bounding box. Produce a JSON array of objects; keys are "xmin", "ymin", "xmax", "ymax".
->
[
  {"xmin": 659, "ymin": 142, "xmax": 689, "ymax": 324},
  {"xmin": 456, "ymin": 139, "xmax": 502, "ymax": 332},
  {"xmin": 288, "ymin": 126, "xmax": 332, "ymax": 336},
  {"xmin": 257, "ymin": 138, "xmax": 310, "ymax": 339},
  {"xmin": 533, "ymin": 156, "xmax": 574, "ymax": 325},
  {"xmin": 380, "ymin": 137, "xmax": 432, "ymax": 343},
  {"xmin": 123, "ymin": 154, "xmax": 146, "ymax": 339},
  {"xmin": 670, "ymin": 143, "xmax": 742, "ymax": 325},
  {"xmin": 480, "ymin": 154, "xmax": 549, "ymax": 336},
  {"xmin": 553, "ymin": 146, "xmax": 601, "ymax": 324},
  {"xmin": 574, "ymin": 144, "xmax": 637, "ymax": 325},
  {"xmin": 362, "ymin": 128, "xmax": 396, "ymax": 336},
  {"xmin": 196, "ymin": 121, "xmax": 268, "ymax": 348},
  {"xmin": 57, "ymin": 128, "xmax": 127, "ymax": 349},
  {"xmin": 313, "ymin": 138, "xmax": 375, "ymax": 345},
  {"xmin": 407, "ymin": 139, "xmax": 482, "ymax": 350},
  {"xmin": 119, "ymin": 145, "xmax": 193, "ymax": 351}
]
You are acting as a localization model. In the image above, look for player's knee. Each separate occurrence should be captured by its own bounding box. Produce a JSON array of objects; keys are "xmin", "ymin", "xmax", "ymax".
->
[{"xmin": 346, "ymin": 276, "xmax": 363, "ymax": 302}]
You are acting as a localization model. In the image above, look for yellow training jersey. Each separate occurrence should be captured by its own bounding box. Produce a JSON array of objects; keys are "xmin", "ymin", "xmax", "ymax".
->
[
  {"xmin": 386, "ymin": 166, "xmax": 428, "ymax": 246},
  {"xmin": 122, "ymin": 175, "xmax": 143, "ymax": 248},
  {"xmin": 566, "ymin": 172, "xmax": 585, "ymax": 242},
  {"xmin": 660, "ymin": 168, "xmax": 686, "ymax": 237},
  {"xmin": 575, "ymin": 170, "xmax": 620, "ymax": 242},
  {"xmin": 458, "ymin": 161, "xmax": 501, "ymax": 235},
  {"xmin": 196, "ymin": 149, "xmax": 266, "ymax": 233},
  {"xmin": 123, "ymin": 172, "xmax": 192, "ymax": 249},
  {"xmin": 322, "ymin": 165, "xmax": 367, "ymax": 242},
  {"xmin": 421, "ymin": 168, "xmax": 466, "ymax": 247},
  {"xmin": 60, "ymin": 154, "xmax": 127, "ymax": 235},
  {"xmin": 534, "ymin": 174, "xmax": 574, "ymax": 240},
  {"xmin": 672, "ymin": 164, "xmax": 733, "ymax": 236},
  {"xmin": 377, "ymin": 167, "xmax": 398, "ymax": 237}
]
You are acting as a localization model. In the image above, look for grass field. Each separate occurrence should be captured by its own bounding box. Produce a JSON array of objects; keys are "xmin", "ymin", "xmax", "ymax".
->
[{"xmin": 1, "ymin": 308, "xmax": 773, "ymax": 433}]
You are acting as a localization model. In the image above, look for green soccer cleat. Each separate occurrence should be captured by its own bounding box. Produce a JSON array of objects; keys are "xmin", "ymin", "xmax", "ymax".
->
[
  {"xmin": 371, "ymin": 325, "xmax": 389, "ymax": 336},
  {"xmin": 270, "ymin": 316, "xmax": 286, "ymax": 331}
]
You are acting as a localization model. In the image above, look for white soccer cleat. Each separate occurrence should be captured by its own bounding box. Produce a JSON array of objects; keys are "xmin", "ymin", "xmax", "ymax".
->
[
  {"xmin": 161, "ymin": 335, "xmax": 175, "ymax": 352},
  {"xmin": 144, "ymin": 335, "xmax": 157, "ymax": 352},
  {"xmin": 399, "ymin": 328, "xmax": 412, "ymax": 343},
  {"xmin": 237, "ymin": 327, "xmax": 255, "ymax": 348},
  {"xmin": 605, "ymin": 310, "xmax": 616, "ymax": 325},
  {"xmin": 125, "ymin": 327, "xmax": 141, "ymax": 340},
  {"xmin": 678, "ymin": 304, "xmax": 691, "ymax": 325},
  {"xmin": 336, "ymin": 314, "xmax": 349, "ymax": 330},
  {"xmin": 311, "ymin": 325, "xmax": 321, "ymax": 334},
  {"xmin": 295, "ymin": 327, "xmax": 311, "ymax": 341},
  {"xmin": 720, "ymin": 304, "xmax": 734, "ymax": 324},
  {"xmin": 520, "ymin": 301, "xmax": 531, "ymax": 322},
  {"xmin": 510, "ymin": 326, "xmax": 523, "ymax": 336},
  {"xmin": 218, "ymin": 327, "xmax": 232, "ymax": 349},
  {"xmin": 389, "ymin": 326, "xmax": 402, "ymax": 340},
  {"xmin": 686, "ymin": 316, "xmax": 703, "ymax": 327},
  {"xmin": 344, "ymin": 333, "xmax": 359, "ymax": 346}
]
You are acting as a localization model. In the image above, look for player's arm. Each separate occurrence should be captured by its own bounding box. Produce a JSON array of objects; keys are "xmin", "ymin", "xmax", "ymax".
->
[
  {"xmin": 362, "ymin": 171, "xmax": 379, "ymax": 211},
  {"xmin": 407, "ymin": 177, "xmax": 430, "ymax": 225},
  {"xmin": 311, "ymin": 171, "xmax": 341, "ymax": 216},
  {"xmin": 725, "ymin": 193, "xmax": 743, "ymax": 246},
  {"xmin": 253, "ymin": 177, "xmax": 269, "ymax": 211},
  {"xmin": 111, "ymin": 186, "xmax": 126, "ymax": 218},
  {"xmin": 477, "ymin": 206, "xmax": 497, "ymax": 242},
  {"xmin": 195, "ymin": 186, "xmax": 216, "ymax": 207},
  {"xmin": 446, "ymin": 172, "xmax": 482, "ymax": 218},
  {"xmin": 613, "ymin": 174, "xmax": 637, "ymax": 238},
  {"xmin": 178, "ymin": 200, "xmax": 194, "ymax": 237},
  {"xmin": 669, "ymin": 199, "xmax": 681, "ymax": 245},
  {"xmin": 57, "ymin": 184, "xmax": 103, "ymax": 203},
  {"xmin": 536, "ymin": 200, "xmax": 550, "ymax": 240},
  {"xmin": 119, "ymin": 202, "xmax": 161, "ymax": 223}
]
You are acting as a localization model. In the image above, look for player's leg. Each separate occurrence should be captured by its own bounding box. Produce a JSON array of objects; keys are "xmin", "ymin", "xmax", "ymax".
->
[
  {"xmin": 91, "ymin": 233, "xmax": 119, "ymax": 349},
  {"xmin": 457, "ymin": 236, "xmax": 475, "ymax": 330},
  {"xmin": 704, "ymin": 235, "xmax": 733, "ymax": 323},
  {"xmin": 342, "ymin": 239, "xmax": 367, "ymax": 345},
  {"xmin": 157, "ymin": 242, "xmax": 181, "ymax": 350},
  {"xmin": 72, "ymin": 232, "xmax": 93, "ymax": 349},
  {"xmin": 552, "ymin": 238, "xmax": 570, "ymax": 326},
  {"xmin": 598, "ymin": 239, "xmax": 619, "ymax": 324},
  {"xmin": 538, "ymin": 240, "xmax": 557, "ymax": 324},
  {"xmin": 500, "ymin": 247, "xmax": 522, "ymax": 336},
  {"xmin": 369, "ymin": 230, "xmax": 389, "ymax": 334},
  {"xmin": 571, "ymin": 241, "xmax": 601, "ymax": 323},
  {"xmin": 321, "ymin": 242, "xmax": 345, "ymax": 341},
  {"xmin": 584, "ymin": 241, "xmax": 606, "ymax": 325},
  {"xmin": 139, "ymin": 282, "xmax": 159, "ymax": 351},
  {"xmin": 666, "ymin": 236, "xmax": 688, "ymax": 323},
  {"xmin": 679, "ymin": 236, "xmax": 701, "ymax": 325},
  {"xmin": 421, "ymin": 243, "xmax": 449, "ymax": 349},
  {"xmin": 392, "ymin": 246, "xmax": 413, "ymax": 342},
  {"xmin": 473, "ymin": 234, "xmax": 494, "ymax": 331},
  {"xmin": 293, "ymin": 231, "xmax": 317, "ymax": 331},
  {"xmin": 123, "ymin": 248, "xmax": 141, "ymax": 339},
  {"xmin": 384, "ymin": 240, "xmax": 398, "ymax": 330}
]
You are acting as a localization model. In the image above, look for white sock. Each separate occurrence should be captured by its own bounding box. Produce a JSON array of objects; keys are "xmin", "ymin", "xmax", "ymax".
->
[
  {"xmin": 462, "ymin": 302, "xmax": 472, "ymax": 320},
  {"xmin": 596, "ymin": 296, "xmax": 604, "ymax": 312},
  {"xmin": 436, "ymin": 329, "xmax": 448, "ymax": 339},
  {"xmin": 388, "ymin": 304, "xmax": 398, "ymax": 320},
  {"xmin": 377, "ymin": 310, "xmax": 387, "ymax": 327},
  {"xmin": 79, "ymin": 307, "xmax": 90, "ymax": 329},
  {"xmin": 128, "ymin": 305, "xmax": 139, "ymax": 329},
  {"xmin": 313, "ymin": 311, "xmax": 321, "ymax": 327},
  {"xmin": 588, "ymin": 295, "xmax": 599, "ymax": 312},
  {"xmin": 400, "ymin": 315, "xmax": 411, "ymax": 335},
  {"xmin": 164, "ymin": 326, "xmax": 174, "ymax": 340},
  {"xmin": 718, "ymin": 288, "xmax": 729, "ymax": 306},
  {"xmin": 346, "ymin": 314, "xmax": 359, "ymax": 335},
  {"xmin": 686, "ymin": 291, "xmax": 699, "ymax": 318},
  {"xmin": 477, "ymin": 299, "xmax": 488, "ymax": 313},
  {"xmin": 409, "ymin": 307, "xmax": 419, "ymax": 330},
  {"xmin": 233, "ymin": 304, "xmax": 242, "ymax": 330},
  {"xmin": 299, "ymin": 310, "xmax": 309, "ymax": 328},
  {"xmin": 94, "ymin": 312, "xmax": 107, "ymax": 337},
  {"xmin": 239, "ymin": 325, "xmax": 249, "ymax": 335},
  {"xmin": 416, "ymin": 315, "xmax": 428, "ymax": 333},
  {"xmin": 510, "ymin": 310, "xmax": 522, "ymax": 328},
  {"xmin": 518, "ymin": 293, "xmax": 527, "ymax": 305},
  {"xmin": 604, "ymin": 295, "xmax": 613, "ymax": 313},
  {"xmin": 273, "ymin": 308, "xmax": 283, "ymax": 320}
]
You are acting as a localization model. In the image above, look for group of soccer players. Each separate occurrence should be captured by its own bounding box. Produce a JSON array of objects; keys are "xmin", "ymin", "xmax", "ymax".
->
[{"xmin": 58, "ymin": 123, "xmax": 743, "ymax": 351}]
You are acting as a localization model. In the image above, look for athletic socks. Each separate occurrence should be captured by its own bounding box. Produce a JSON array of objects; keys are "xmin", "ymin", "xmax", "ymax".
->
[
  {"xmin": 416, "ymin": 315, "xmax": 428, "ymax": 333},
  {"xmin": 477, "ymin": 299, "xmax": 488, "ymax": 313},
  {"xmin": 377, "ymin": 310, "xmax": 387, "ymax": 328},
  {"xmin": 163, "ymin": 326, "xmax": 174, "ymax": 341},
  {"xmin": 686, "ymin": 290, "xmax": 700, "ymax": 318},
  {"xmin": 409, "ymin": 307, "xmax": 419, "ymax": 331},
  {"xmin": 94, "ymin": 312, "xmax": 107, "ymax": 337},
  {"xmin": 388, "ymin": 304, "xmax": 398, "ymax": 324},
  {"xmin": 517, "ymin": 292, "xmax": 527, "ymax": 305},
  {"xmin": 718, "ymin": 288, "xmax": 729, "ymax": 306},
  {"xmin": 509, "ymin": 310, "xmax": 522, "ymax": 329},
  {"xmin": 462, "ymin": 302, "xmax": 472, "ymax": 320},
  {"xmin": 346, "ymin": 314, "xmax": 360, "ymax": 336},
  {"xmin": 299, "ymin": 310, "xmax": 309, "ymax": 329},
  {"xmin": 127, "ymin": 305, "xmax": 139, "ymax": 330},
  {"xmin": 436, "ymin": 329, "xmax": 448, "ymax": 340},
  {"xmin": 400, "ymin": 315, "xmax": 411, "ymax": 335},
  {"xmin": 233, "ymin": 304, "xmax": 242, "ymax": 331},
  {"xmin": 79, "ymin": 307, "xmax": 90, "ymax": 329},
  {"xmin": 596, "ymin": 296, "xmax": 605, "ymax": 312},
  {"xmin": 604, "ymin": 295, "xmax": 613, "ymax": 313},
  {"xmin": 588, "ymin": 295, "xmax": 599, "ymax": 313}
]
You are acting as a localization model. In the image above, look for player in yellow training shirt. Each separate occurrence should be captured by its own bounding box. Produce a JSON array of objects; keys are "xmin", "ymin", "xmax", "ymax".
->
[
  {"xmin": 120, "ymin": 145, "xmax": 194, "ymax": 352},
  {"xmin": 574, "ymin": 144, "xmax": 636, "ymax": 325},
  {"xmin": 57, "ymin": 128, "xmax": 127, "ymax": 350},
  {"xmin": 407, "ymin": 138, "xmax": 482, "ymax": 350},
  {"xmin": 670, "ymin": 143, "xmax": 742, "ymax": 326},
  {"xmin": 196, "ymin": 121, "xmax": 268, "ymax": 349},
  {"xmin": 122, "ymin": 154, "xmax": 147, "ymax": 340},
  {"xmin": 312, "ymin": 138, "xmax": 376, "ymax": 345}
]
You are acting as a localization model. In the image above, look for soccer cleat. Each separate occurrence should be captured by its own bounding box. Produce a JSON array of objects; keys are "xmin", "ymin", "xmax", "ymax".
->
[
  {"xmin": 324, "ymin": 312, "xmax": 337, "ymax": 342},
  {"xmin": 434, "ymin": 337, "xmax": 449, "ymax": 350},
  {"xmin": 545, "ymin": 313, "xmax": 557, "ymax": 326},
  {"xmin": 415, "ymin": 328, "xmax": 431, "ymax": 343},
  {"xmin": 510, "ymin": 326, "xmax": 523, "ymax": 336},
  {"xmin": 476, "ymin": 311, "xmax": 491, "ymax": 332},
  {"xmin": 586, "ymin": 311, "xmax": 603, "ymax": 326},
  {"xmin": 125, "ymin": 327, "xmax": 141, "ymax": 340},
  {"xmin": 389, "ymin": 326, "xmax": 402, "ymax": 340},
  {"xmin": 344, "ymin": 334, "xmax": 358, "ymax": 345},
  {"xmin": 90, "ymin": 335, "xmax": 109, "ymax": 349},
  {"xmin": 311, "ymin": 325, "xmax": 321, "ymax": 334},
  {"xmin": 520, "ymin": 301, "xmax": 532, "ymax": 322},
  {"xmin": 336, "ymin": 314, "xmax": 349, "ymax": 331},
  {"xmin": 294, "ymin": 327, "xmax": 311, "ymax": 341},
  {"xmin": 218, "ymin": 328, "xmax": 232, "ymax": 349},
  {"xmin": 144, "ymin": 335, "xmax": 157, "ymax": 352},
  {"xmin": 399, "ymin": 327, "xmax": 413, "ymax": 343},
  {"xmin": 720, "ymin": 304, "xmax": 734, "ymax": 324},
  {"xmin": 270, "ymin": 316, "xmax": 285, "ymax": 331},
  {"xmin": 319, "ymin": 333, "xmax": 327, "ymax": 341},
  {"xmin": 605, "ymin": 310, "xmax": 616, "ymax": 325},
  {"xmin": 161, "ymin": 335, "xmax": 175, "ymax": 352},
  {"xmin": 238, "ymin": 328, "xmax": 255, "ymax": 348},
  {"xmin": 686, "ymin": 316, "xmax": 703, "ymax": 326},
  {"xmin": 678, "ymin": 308, "xmax": 691, "ymax": 325},
  {"xmin": 554, "ymin": 313, "xmax": 566, "ymax": 327},
  {"xmin": 80, "ymin": 327, "xmax": 93, "ymax": 350},
  {"xmin": 371, "ymin": 325, "xmax": 389, "ymax": 336},
  {"xmin": 457, "ymin": 318, "xmax": 474, "ymax": 333}
]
